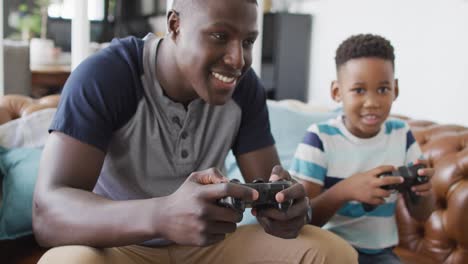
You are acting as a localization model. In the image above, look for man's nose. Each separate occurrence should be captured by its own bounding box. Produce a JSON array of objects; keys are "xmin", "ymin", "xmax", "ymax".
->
[{"xmin": 224, "ymin": 42, "xmax": 245, "ymax": 70}]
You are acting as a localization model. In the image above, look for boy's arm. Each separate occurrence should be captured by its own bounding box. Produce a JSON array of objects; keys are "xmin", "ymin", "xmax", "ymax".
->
[
  {"xmin": 403, "ymin": 127, "xmax": 436, "ymax": 221},
  {"xmin": 299, "ymin": 180, "xmax": 348, "ymax": 227},
  {"xmin": 403, "ymin": 160, "xmax": 436, "ymax": 221},
  {"xmin": 403, "ymin": 192, "xmax": 435, "ymax": 221},
  {"xmin": 299, "ymin": 166, "xmax": 405, "ymax": 227}
]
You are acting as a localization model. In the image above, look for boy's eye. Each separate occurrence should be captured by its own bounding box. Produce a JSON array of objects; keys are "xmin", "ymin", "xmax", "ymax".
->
[
  {"xmin": 378, "ymin": 87, "xmax": 390, "ymax": 93},
  {"xmin": 353, "ymin": 88, "xmax": 365, "ymax": 94}
]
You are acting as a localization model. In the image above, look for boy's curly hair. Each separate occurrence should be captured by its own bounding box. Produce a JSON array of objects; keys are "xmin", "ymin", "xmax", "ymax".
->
[{"xmin": 335, "ymin": 34, "xmax": 395, "ymax": 69}]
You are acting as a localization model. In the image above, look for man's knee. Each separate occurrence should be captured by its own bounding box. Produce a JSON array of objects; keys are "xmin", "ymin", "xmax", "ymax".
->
[
  {"xmin": 38, "ymin": 245, "xmax": 111, "ymax": 264},
  {"xmin": 299, "ymin": 225, "xmax": 358, "ymax": 263}
]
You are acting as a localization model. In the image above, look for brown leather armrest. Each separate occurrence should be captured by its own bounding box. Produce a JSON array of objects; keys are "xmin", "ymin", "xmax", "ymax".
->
[{"xmin": 0, "ymin": 94, "xmax": 60, "ymax": 125}]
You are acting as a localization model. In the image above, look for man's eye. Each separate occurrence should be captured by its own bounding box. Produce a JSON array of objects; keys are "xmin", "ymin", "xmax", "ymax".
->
[
  {"xmin": 243, "ymin": 38, "xmax": 256, "ymax": 48},
  {"xmin": 211, "ymin": 33, "xmax": 226, "ymax": 41}
]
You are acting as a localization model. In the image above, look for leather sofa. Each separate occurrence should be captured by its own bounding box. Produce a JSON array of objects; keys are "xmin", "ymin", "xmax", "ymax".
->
[
  {"xmin": 0, "ymin": 95, "xmax": 467, "ymax": 264},
  {"xmin": 393, "ymin": 118, "xmax": 468, "ymax": 264}
]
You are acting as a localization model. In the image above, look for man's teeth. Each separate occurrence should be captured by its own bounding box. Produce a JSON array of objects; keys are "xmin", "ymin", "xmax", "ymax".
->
[{"xmin": 212, "ymin": 72, "xmax": 235, "ymax": 83}]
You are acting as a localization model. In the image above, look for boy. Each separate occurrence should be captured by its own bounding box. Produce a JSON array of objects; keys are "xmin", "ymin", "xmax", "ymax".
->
[
  {"xmin": 290, "ymin": 34, "xmax": 435, "ymax": 264},
  {"xmin": 33, "ymin": 0, "xmax": 357, "ymax": 263}
]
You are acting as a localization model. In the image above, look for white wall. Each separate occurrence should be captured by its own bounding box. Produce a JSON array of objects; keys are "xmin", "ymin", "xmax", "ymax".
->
[{"xmin": 291, "ymin": 0, "xmax": 468, "ymax": 126}]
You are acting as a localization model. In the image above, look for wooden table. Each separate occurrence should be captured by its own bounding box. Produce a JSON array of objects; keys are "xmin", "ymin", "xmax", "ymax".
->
[{"xmin": 31, "ymin": 65, "xmax": 71, "ymax": 98}]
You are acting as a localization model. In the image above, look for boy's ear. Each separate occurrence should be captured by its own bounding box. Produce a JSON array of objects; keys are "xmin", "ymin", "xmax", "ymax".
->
[
  {"xmin": 393, "ymin": 78, "xmax": 399, "ymax": 101},
  {"xmin": 167, "ymin": 9, "xmax": 181, "ymax": 41},
  {"xmin": 330, "ymin": 81, "xmax": 341, "ymax": 102}
]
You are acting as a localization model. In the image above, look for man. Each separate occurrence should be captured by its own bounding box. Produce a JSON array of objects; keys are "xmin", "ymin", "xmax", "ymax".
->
[{"xmin": 34, "ymin": 0, "xmax": 357, "ymax": 263}]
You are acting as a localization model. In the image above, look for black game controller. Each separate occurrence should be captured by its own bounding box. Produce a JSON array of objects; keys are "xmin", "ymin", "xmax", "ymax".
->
[
  {"xmin": 218, "ymin": 179, "xmax": 293, "ymax": 212},
  {"xmin": 363, "ymin": 164, "xmax": 428, "ymax": 212}
]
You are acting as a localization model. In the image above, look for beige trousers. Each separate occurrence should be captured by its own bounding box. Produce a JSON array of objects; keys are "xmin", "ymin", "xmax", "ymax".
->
[{"xmin": 38, "ymin": 224, "xmax": 357, "ymax": 264}]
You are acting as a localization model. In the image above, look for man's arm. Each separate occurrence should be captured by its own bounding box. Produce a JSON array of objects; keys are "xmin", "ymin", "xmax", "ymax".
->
[
  {"xmin": 236, "ymin": 145, "xmax": 280, "ymax": 182},
  {"xmin": 34, "ymin": 132, "xmax": 256, "ymax": 248},
  {"xmin": 33, "ymin": 132, "xmax": 165, "ymax": 247}
]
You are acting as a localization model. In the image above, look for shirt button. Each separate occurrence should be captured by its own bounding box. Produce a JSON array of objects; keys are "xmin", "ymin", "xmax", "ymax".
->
[
  {"xmin": 181, "ymin": 150, "xmax": 189, "ymax": 158},
  {"xmin": 181, "ymin": 131, "xmax": 188, "ymax": 139},
  {"xmin": 172, "ymin": 116, "xmax": 181, "ymax": 125}
]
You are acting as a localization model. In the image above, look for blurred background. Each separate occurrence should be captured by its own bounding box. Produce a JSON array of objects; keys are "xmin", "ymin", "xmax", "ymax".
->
[{"xmin": 1, "ymin": 0, "xmax": 467, "ymax": 126}]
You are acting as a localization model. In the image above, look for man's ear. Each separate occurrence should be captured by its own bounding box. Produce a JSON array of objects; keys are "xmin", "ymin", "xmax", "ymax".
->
[
  {"xmin": 393, "ymin": 78, "xmax": 399, "ymax": 101},
  {"xmin": 331, "ymin": 80, "xmax": 341, "ymax": 102},
  {"xmin": 167, "ymin": 9, "xmax": 181, "ymax": 41}
]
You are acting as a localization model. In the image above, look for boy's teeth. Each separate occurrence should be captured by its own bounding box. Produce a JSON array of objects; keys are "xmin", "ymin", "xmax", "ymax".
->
[{"xmin": 212, "ymin": 72, "xmax": 235, "ymax": 83}]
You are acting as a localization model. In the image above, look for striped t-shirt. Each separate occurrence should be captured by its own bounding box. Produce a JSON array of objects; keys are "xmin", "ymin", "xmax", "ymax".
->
[{"xmin": 290, "ymin": 115, "xmax": 422, "ymax": 253}]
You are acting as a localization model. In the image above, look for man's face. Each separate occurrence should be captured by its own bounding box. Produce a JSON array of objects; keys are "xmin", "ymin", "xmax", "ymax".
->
[
  {"xmin": 332, "ymin": 58, "xmax": 398, "ymax": 138},
  {"xmin": 173, "ymin": 0, "xmax": 258, "ymax": 105}
]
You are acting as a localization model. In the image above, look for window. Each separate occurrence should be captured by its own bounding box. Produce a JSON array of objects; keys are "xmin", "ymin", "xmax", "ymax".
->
[{"xmin": 48, "ymin": 0, "xmax": 105, "ymax": 21}]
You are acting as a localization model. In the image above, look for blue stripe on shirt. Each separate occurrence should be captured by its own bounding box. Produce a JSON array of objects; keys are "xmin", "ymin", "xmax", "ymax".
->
[
  {"xmin": 290, "ymin": 158, "xmax": 327, "ymax": 181},
  {"xmin": 385, "ymin": 120, "xmax": 405, "ymax": 134},
  {"xmin": 318, "ymin": 124, "xmax": 343, "ymax": 136},
  {"xmin": 406, "ymin": 130, "xmax": 416, "ymax": 151},
  {"xmin": 303, "ymin": 132, "xmax": 324, "ymax": 151},
  {"xmin": 337, "ymin": 201, "xmax": 396, "ymax": 218}
]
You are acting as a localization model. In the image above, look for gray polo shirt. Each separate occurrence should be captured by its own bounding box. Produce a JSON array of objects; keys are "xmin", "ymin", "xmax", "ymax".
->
[{"xmin": 51, "ymin": 33, "xmax": 274, "ymax": 207}]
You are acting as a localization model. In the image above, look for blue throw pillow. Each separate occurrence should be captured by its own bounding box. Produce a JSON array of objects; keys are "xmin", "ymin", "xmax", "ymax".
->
[
  {"xmin": 0, "ymin": 147, "xmax": 42, "ymax": 240},
  {"xmin": 226, "ymin": 101, "xmax": 338, "ymax": 225}
]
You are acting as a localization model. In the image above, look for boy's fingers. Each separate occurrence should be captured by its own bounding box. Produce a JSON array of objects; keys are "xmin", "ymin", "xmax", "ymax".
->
[
  {"xmin": 412, "ymin": 182, "xmax": 432, "ymax": 193},
  {"xmin": 373, "ymin": 188, "xmax": 392, "ymax": 198},
  {"xmin": 369, "ymin": 197, "xmax": 385, "ymax": 205},
  {"xmin": 378, "ymin": 176, "xmax": 404, "ymax": 187},
  {"xmin": 372, "ymin": 165, "xmax": 396, "ymax": 176},
  {"xmin": 415, "ymin": 190, "xmax": 432, "ymax": 196}
]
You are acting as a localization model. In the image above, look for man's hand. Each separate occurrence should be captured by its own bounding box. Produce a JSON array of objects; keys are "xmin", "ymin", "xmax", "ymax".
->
[
  {"xmin": 411, "ymin": 159, "xmax": 434, "ymax": 196},
  {"xmin": 158, "ymin": 168, "xmax": 258, "ymax": 247},
  {"xmin": 253, "ymin": 165, "xmax": 310, "ymax": 239},
  {"xmin": 341, "ymin": 165, "xmax": 403, "ymax": 206}
]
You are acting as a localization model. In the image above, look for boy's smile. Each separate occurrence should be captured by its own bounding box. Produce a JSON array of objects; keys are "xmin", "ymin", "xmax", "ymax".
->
[{"xmin": 332, "ymin": 57, "xmax": 399, "ymax": 138}]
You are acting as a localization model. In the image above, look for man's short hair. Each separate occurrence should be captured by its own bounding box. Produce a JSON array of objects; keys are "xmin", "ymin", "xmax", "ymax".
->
[
  {"xmin": 172, "ymin": 0, "xmax": 257, "ymax": 13},
  {"xmin": 335, "ymin": 34, "xmax": 395, "ymax": 69}
]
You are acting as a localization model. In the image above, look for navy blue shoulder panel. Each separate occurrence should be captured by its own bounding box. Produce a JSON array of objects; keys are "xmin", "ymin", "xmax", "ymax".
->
[
  {"xmin": 50, "ymin": 36, "xmax": 145, "ymax": 151},
  {"xmin": 231, "ymin": 68, "xmax": 275, "ymax": 155}
]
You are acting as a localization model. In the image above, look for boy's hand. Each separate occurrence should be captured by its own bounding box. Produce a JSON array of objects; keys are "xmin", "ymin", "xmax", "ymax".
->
[
  {"xmin": 344, "ymin": 165, "xmax": 404, "ymax": 205},
  {"xmin": 411, "ymin": 159, "xmax": 434, "ymax": 196},
  {"xmin": 253, "ymin": 165, "xmax": 310, "ymax": 239}
]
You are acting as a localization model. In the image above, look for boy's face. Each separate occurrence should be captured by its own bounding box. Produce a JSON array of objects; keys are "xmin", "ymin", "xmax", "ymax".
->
[
  {"xmin": 171, "ymin": 0, "xmax": 258, "ymax": 105},
  {"xmin": 332, "ymin": 57, "xmax": 399, "ymax": 138}
]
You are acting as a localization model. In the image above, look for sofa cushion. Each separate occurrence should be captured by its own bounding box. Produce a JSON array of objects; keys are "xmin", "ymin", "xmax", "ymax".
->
[
  {"xmin": 0, "ymin": 147, "xmax": 42, "ymax": 240},
  {"xmin": 0, "ymin": 108, "xmax": 56, "ymax": 149}
]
